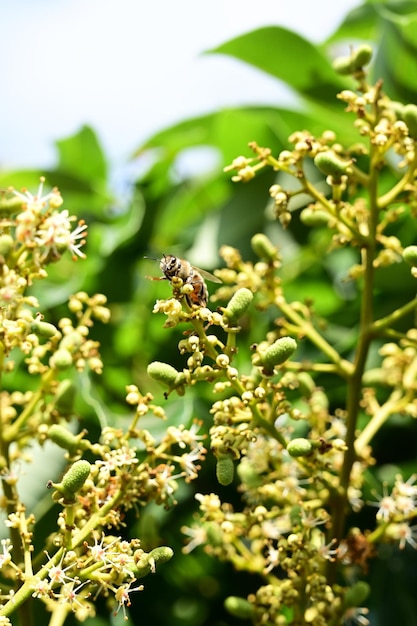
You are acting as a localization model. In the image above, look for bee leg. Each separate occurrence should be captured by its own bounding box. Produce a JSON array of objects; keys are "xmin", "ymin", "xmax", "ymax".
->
[{"xmin": 146, "ymin": 275, "xmax": 168, "ymax": 281}]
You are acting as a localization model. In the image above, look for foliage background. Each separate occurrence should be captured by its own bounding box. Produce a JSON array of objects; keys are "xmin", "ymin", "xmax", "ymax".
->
[{"xmin": 3, "ymin": 1, "xmax": 417, "ymax": 625}]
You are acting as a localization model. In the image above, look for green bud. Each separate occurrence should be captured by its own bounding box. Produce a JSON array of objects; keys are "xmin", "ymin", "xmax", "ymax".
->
[
  {"xmin": 60, "ymin": 331, "xmax": 83, "ymax": 352},
  {"xmin": 351, "ymin": 44, "xmax": 373, "ymax": 70},
  {"xmin": 403, "ymin": 245, "xmax": 417, "ymax": 267},
  {"xmin": 205, "ymin": 522, "xmax": 223, "ymax": 546},
  {"xmin": 333, "ymin": 44, "xmax": 372, "ymax": 75},
  {"xmin": 300, "ymin": 207, "xmax": 330, "ymax": 227},
  {"xmin": 147, "ymin": 361, "xmax": 180, "ymax": 387},
  {"xmin": 403, "ymin": 104, "xmax": 417, "ymax": 140},
  {"xmin": 314, "ymin": 151, "xmax": 350, "ymax": 180},
  {"xmin": 237, "ymin": 462, "xmax": 261, "ymax": 488},
  {"xmin": 224, "ymin": 596, "xmax": 255, "ymax": 619},
  {"xmin": 31, "ymin": 320, "xmax": 59, "ymax": 339},
  {"xmin": 343, "ymin": 581, "xmax": 370, "ymax": 609},
  {"xmin": 55, "ymin": 379, "xmax": 76, "ymax": 417},
  {"xmin": 297, "ymin": 372, "xmax": 316, "ymax": 397},
  {"xmin": 216, "ymin": 454, "xmax": 234, "ymax": 486},
  {"xmin": 223, "ymin": 288, "xmax": 253, "ymax": 322},
  {"xmin": 261, "ymin": 336, "xmax": 297, "ymax": 374},
  {"xmin": 0, "ymin": 234, "xmax": 14, "ymax": 256},
  {"xmin": 50, "ymin": 348, "xmax": 73, "ymax": 370},
  {"xmin": 287, "ymin": 438, "xmax": 313, "ymax": 457},
  {"xmin": 0, "ymin": 196, "xmax": 25, "ymax": 215},
  {"xmin": 48, "ymin": 424, "xmax": 82, "ymax": 454},
  {"xmin": 251, "ymin": 233, "xmax": 278, "ymax": 261},
  {"xmin": 333, "ymin": 56, "xmax": 355, "ymax": 76}
]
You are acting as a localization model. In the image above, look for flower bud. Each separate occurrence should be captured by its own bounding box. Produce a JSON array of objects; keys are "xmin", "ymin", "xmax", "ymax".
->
[
  {"xmin": 223, "ymin": 288, "xmax": 253, "ymax": 323},
  {"xmin": 60, "ymin": 331, "xmax": 83, "ymax": 352},
  {"xmin": 0, "ymin": 234, "xmax": 14, "ymax": 256},
  {"xmin": 261, "ymin": 337, "xmax": 297, "ymax": 375},
  {"xmin": 314, "ymin": 151, "xmax": 350, "ymax": 180},
  {"xmin": 333, "ymin": 44, "xmax": 372, "ymax": 75},
  {"xmin": 403, "ymin": 245, "xmax": 417, "ymax": 267},
  {"xmin": 403, "ymin": 104, "xmax": 417, "ymax": 140},
  {"xmin": 50, "ymin": 348, "xmax": 73, "ymax": 370},
  {"xmin": 251, "ymin": 233, "xmax": 279, "ymax": 261},
  {"xmin": 343, "ymin": 581, "xmax": 370, "ymax": 608},
  {"xmin": 287, "ymin": 438, "xmax": 313, "ymax": 457},
  {"xmin": 216, "ymin": 454, "xmax": 235, "ymax": 486},
  {"xmin": 351, "ymin": 44, "xmax": 373, "ymax": 69},
  {"xmin": 147, "ymin": 361, "xmax": 180, "ymax": 387},
  {"xmin": 224, "ymin": 596, "xmax": 255, "ymax": 619}
]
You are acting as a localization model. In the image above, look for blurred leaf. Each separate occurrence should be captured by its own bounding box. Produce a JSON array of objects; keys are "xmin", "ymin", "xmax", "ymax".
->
[
  {"xmin": 325, "ymin": 2, "xmax": 380, "ymax": 43},
  {"xmin": 207, "ymin": 26, "xmax": 347, "ymax": 103},
  {"xmin": 55, "ymin": 124, "xmax": 108, "ymax": 183}
]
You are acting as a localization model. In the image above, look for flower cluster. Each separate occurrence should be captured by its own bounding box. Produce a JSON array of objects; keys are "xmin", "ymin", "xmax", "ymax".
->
[{"xmin": 146, "ymin": 47, "xmax": 417, "ymax": 626}]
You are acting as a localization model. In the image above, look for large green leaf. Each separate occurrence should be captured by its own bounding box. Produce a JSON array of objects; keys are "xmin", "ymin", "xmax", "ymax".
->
[
  {"xmin": 207, "ymin": 26, "xmax": 347, "ymax": 103},
  {"xmin": 55, "ymin": 124, "xmax": 108, "ymax": 183}
]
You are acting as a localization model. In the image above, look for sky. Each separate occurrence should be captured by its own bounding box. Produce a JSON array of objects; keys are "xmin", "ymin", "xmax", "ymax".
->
[{"xmin": 1, "ymin": 0, "xmax": 360, "ymax": 171}]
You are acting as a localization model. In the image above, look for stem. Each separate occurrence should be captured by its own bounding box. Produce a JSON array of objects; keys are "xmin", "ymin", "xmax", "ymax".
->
[
  {"xmin": 330, "ymin": 145, "xmax": 380, "ymax": 550},
  {"xmin": 371, "ymin": 296, "xmax": 417, "ymax": 334},
  {"xmin": 276, "ymin": 297, "xmax": 353, "ymax": 378},
  {"xmin": 355, "ymin": 389, "xmax": 409, "ymax": 454}
]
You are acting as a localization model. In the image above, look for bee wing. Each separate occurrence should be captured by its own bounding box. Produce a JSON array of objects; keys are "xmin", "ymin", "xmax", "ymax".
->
[{"xmin": 192, "ymin": 266, "xmax": 223, "ymax": 284}]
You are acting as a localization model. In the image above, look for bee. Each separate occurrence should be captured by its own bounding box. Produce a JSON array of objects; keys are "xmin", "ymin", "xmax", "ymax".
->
[{"xmin": 146, "ymin": 254, "xmax": 222, "ymax": 307}]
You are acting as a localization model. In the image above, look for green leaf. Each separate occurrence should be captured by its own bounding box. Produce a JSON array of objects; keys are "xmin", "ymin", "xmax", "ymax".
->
[
  {"xmin": 325, "ymin": 3, "xmax": 380, "ymax": 44},
  {"xmin": 207, "ymin": 26, "xmax": 347, "ymax": 102},
  {"xmin": 55, "ymin": 124, "xmax": 108, "ymax": 183}
]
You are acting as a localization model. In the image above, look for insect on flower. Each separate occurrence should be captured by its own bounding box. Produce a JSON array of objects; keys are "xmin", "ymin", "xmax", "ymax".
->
[{"xmin": 145, "ymin": 254, "xmax": 222, "ymax": 307}]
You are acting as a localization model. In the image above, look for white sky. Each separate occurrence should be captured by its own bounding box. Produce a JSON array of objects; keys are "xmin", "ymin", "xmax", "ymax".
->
[{"xmin": 1, "ymin": 0, "xmax": 359, "ymax": 170}]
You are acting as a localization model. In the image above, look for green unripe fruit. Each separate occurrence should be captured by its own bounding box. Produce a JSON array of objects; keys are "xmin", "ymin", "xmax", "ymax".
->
[
  {"xmin": 314, "ymin": 151, "xmax": 350, "ymax": 180},
  {"xmin": 300, "ymin": 207, "xmax": 330, "ymax": 227},
  {"xmin": 224, "ymin": 596, "xmax": 255, "ymax": 619},
  {"xmin": 48, "ymin": 425, "xmax": 80, "ymax": 453},
  {"xmin": 60, "ymin": 460, "xmax": 91, "ymax": 498},
  {"xmin": 297, "ymin": 372, "xmax": 316, "ymax": 397},
  {"xmin": 343, "ymin": 581, "xmax": 370, "ymax": 608},
  {"xmin": 287, "ymin": 438, "xmax": 313, "ymax": 457},
  {"xmin": 251, "ymin": 233, "xmax": 278, "ymax": 261},
  {"xmin": 147, "ymin": 361, "xmax": 180, "ymax": 387},
  {"xmin": 216, "ymin": 454, "xmax": 234, "ymax": 486},
  {"xmin": 31, "ymin": 320, "xmax": 59, "ymax": 339},
  {"xmin": 0, "ymin": 196, "xmax": 25, "ymax": 215},
  {"xmin": 261, "ymin": 336, "xmax": 297, "ymax": 374},
  {"xmin": 150, "ymin": 546, "xmax": 174, "ymax": 565},
  {"xmin": 55, "ymin": 379, "xmax": 76, "ymax": 416},
  {"xmin": 133, "ymin": 546, "xmax": 174, "ymax": 577},
  {"xmin": 0, "ymin": 234, "xmax": 14, "ymax": 256},
  {"xmin": 403, "ymin": 245, "xmax": 417, "ymax": 267},
  {"xmin": 223, "ymin": 288, "xmax": 253, "ymax": 323}
]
